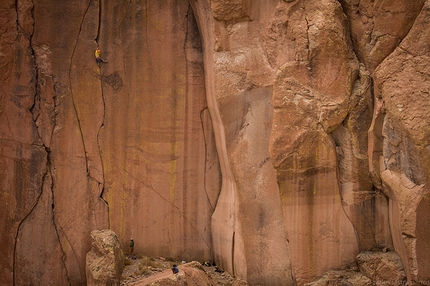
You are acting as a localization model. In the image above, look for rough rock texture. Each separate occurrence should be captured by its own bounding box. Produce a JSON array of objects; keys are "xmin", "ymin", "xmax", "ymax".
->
[
  {"xmin": 1, "ymin": 0, "xmax": 430, "ymax": 285},
  {"xmin": 98, "ymin": 0, "xmax": 220, "ymax": 263},
  {"xmin": 86, "ymin": 229, "xmax": 125, "ymax": 286},
  {"xmin": 369, "ymin": 1, "xmax": 430, "ymax": 284},
  {"xmin": 356, "ymin": 251, "xmax": 406, "ymax": 284},
  {"xmin": 127, "ymin": 261, "xmax": 230, "ymax": 286},
  {"xmin": 304, "ymin": 269, "xmax": 373, "ymax": 286}
]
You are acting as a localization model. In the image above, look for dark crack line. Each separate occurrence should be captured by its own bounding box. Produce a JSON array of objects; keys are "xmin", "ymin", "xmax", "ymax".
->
[
  {"xmin": 336, "ymin": 0, "xmax": 362, "ymax": 62},
  {"xmin": 96, "ymin": 75, "xmax": 109, "ymax": 214},
  {"xmin": 13, "ymin": 0, "xmax": 78, "ymax": 284},
  {"xmin": 51, "ymin": 200, "xmax": 73, "ymax": 286},
  {"xmin": 200, "ymin": 108, "xmax": 215, "ymax": 211},
  {"xmin": 62, "ymin": 2, "xmax": 98, "ymax": 279},
  {"xmin": 95, "ymin": 0, "xmax": 109, "ymax": 218},
  {"xmin": 12, "ymin": 162, "xmax": 46, "ymax": 286},
  {"xmin": 123, "ymin": 169, "xmax": 213, "ymax": 253},
  {"xmin": 48, "ymin": 153, "xmax": 72, "ymax": 285},
  {"xmin": 96, "ymin": 73, "xmax": 109, "ymax": 220},
  {"xmin": 50, "ymin": 158, "xmax": 81, "ymax": 284},
  {"xmin": 69, "ymin": 0, "xmax": 93, "ymax": 179},
  {"xmin": 12, "ymin": 1, "xmax": 45, "ymax": 284}
]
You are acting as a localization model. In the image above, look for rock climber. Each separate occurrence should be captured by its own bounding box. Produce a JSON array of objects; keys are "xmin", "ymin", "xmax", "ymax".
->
[
  {"xmin": 129, "ymin": 238, "xmax": 135, "ymax": 259},
  {"xmin": 171, "ymin": 264, "xmax": 179, "ymax": 274},
  {"xmin": 95, "ymin": 48, "xmax": 108, "ymax": 66}
]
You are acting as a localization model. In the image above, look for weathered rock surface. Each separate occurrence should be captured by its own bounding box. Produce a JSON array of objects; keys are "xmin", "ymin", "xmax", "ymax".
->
[
  {"xmin": 1, "ymin": 0, "xmax": 430, "ymax": 285},
  {"xmin": 356, "ymin": 251, "xmax": 406, "ymax": 284},
  {"xmin": 86, "ymin": 229, "xmax": 125, "ymax": 286},
  {"xmin": 304, "ymin": 269, "xmax": 373, "ymax": 286},
  {"xmin": 126, "ymin": 261, "xmax": 239, "ymax": 286}
]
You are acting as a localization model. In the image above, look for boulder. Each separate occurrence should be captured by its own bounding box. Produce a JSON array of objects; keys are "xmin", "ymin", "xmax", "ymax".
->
[
  {"xmin": 86, "ymin": 229, "xmax": 125, "ymax": 286},
  {"xmin": 356, "ymin": 251, "xmax": 406, "ymax": 284}
]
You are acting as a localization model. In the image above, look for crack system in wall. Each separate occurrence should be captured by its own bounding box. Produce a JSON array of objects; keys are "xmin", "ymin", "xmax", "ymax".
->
[
  {"xmin": 12, "ymin": 0, "xmax": 72, "ymax": 283},
  {"xmin": 69, "ymin": 0, "xmax": 94, "ymax": 180},
  {"xmin": 94, "ymin": 0, "xmax": 110, "ymax": 213}
]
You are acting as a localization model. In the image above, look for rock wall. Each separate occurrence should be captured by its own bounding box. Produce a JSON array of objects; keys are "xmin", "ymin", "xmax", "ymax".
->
[{"xmin": 1, "ymin": 0, "xmax": 430, "ymax": 285}]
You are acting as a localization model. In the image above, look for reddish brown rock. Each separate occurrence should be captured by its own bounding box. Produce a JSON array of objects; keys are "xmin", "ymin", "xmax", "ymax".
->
[
  {"xmin": 339, "ymin": 0, "xmax": 425, "ymax": 72},
  {"xmin": 275, "ymin": 130, "xmax": 358, "ymax": 285},
  {"xmin": 357, "ymin": 251, "xmax": 406, "ymax": 284},
  {"xmin": 0, "ymin": 1, "xmax": 49, "ymax": 285},
  {"xmin": 127, "ymin": 261, "xmax": 220, "ymax": 286},
  {"xmin": 371, "ymin": 1, "xmax": 430, "ymax": 283},
  {"xmin": 192, "ymin": 0, "xmax": 294, "ymax": 284},
  {"xmin": 268, "ymin": 0, "xmax": 361, "ymax": 283},
  {"xmin": 304, "ymin": 269, "xmax": 373, "ymax": 286},
  {"xmin": 1, "ymin": 0, "xmax": 430, "ymax": 285},
  {"xmin": 97, "ymin": 1, "xmax": 220, "ymax": 265},
  {"xmin": 86, "ymin": 229, "xmax": 125, "ymax": 286},
  {"xmin": 211, "ymin": 0, "xmax": 252, "ymax": 22}
]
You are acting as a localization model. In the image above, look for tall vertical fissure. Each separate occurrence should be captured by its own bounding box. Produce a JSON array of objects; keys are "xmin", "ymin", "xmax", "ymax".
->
[
  {"xmin": 48, "ymin": 147, "xmax": 73, "ymax": 286},
  {"xmin": 12, "ymin": 0, "xmax": 45, "ymax": 283},
  {"xmin": 69, "ymin": 0, "xmax": 93, "ymax": 178},
  {"xmin": 96, "ymin": 0, "xmax": 109, "ymax": 218}
]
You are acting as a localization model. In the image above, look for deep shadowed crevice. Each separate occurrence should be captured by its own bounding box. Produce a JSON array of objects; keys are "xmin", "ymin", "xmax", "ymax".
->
[
  {"xmin": 97, "ymin": 76, "xmax": 109, "ymax": 213},
  {"xmin": 336, "ymin": 0, "xmax": 369, "ymax": 67}
]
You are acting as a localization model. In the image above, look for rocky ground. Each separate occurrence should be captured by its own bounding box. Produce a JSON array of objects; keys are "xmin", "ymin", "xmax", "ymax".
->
[{"xmin": 120, "ymin": 255, "xmax": 245, "ymax": 286}]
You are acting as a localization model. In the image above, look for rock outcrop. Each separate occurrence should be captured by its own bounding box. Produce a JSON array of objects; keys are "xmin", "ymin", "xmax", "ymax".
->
[
  {"xmin": 126, "ymin": 261, "xmax": 240, "ymax": 286},
  {"xmin": 86, "ymin": 229, "xmax": 125, "ymax": 286},
  {"xmin": 304, "ymin": 269, "xmax": 373, "ymax": 286},
  {"xmin": 356, "ymin": 251, "xmax": 406, "ymax": 284},
  {"xmin": 1, "ymin": 0, "xmax": 430, "ymax": 285}
]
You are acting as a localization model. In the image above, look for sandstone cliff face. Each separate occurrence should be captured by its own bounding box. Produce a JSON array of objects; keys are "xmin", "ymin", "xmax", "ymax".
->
[{"xmin": 1, "ymin": 0, "xmax": 430, "ymax": 285}]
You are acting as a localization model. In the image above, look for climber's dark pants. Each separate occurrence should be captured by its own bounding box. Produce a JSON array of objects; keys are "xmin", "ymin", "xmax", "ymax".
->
[{"xmin": 96, "ymin": 57, "xmax": 107, "ymax": 66}]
